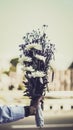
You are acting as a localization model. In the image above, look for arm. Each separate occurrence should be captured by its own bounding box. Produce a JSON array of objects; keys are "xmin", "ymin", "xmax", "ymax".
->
[
  {"xmin": 0, "ymin": 105, "xmax": 25, "ymax": 124},
  {"xmin": 0, "ymin": 105, "xmax": 36, "ymax": 124}
]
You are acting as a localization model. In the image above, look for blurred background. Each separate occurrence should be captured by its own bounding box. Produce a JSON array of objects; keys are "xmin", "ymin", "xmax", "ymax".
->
[{"xmin": 0, "ymin": 0, "xmax": 73, "ymax": 129}]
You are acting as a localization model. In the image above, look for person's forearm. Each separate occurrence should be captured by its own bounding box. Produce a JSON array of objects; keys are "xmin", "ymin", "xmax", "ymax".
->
[{"xmin": 0, "ymin": 105, "xmax": 25, "ymax": 124}]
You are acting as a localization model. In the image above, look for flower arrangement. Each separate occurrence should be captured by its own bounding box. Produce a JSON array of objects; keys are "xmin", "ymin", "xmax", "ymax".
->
[{"xmin": 19, "ymin": 25, "xmax": 55, "ymax": 100}]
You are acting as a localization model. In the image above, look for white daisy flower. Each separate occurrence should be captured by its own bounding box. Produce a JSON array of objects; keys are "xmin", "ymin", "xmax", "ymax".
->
[
  {"xmin": 35, "ymin": 54, "xmax": 46, "ymax": 62},
  {"xmin": 19, "ymin": 58, "xmax": 24, "ymax": 65},
  {"xmin": 31, "ymin": 71, "xmax": 45, "ymax": 78},
  {"xmin": 23, "ymin": 66, "xmax": 35, "ymax": 72},
  {"xmin": 25, "ymin": 43, "xmax": 42, "ymax": 50},
  {"xmin": 19, "ymin": 56, "xmax": 32, "ymax": 64}
]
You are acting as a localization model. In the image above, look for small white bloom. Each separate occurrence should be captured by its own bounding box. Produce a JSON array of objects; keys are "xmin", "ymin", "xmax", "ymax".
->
[
  {"xmin": 31, "ymin": 71, "xmax": 45, "ymax": 78},
  {"xmin": 35, "ymin": 54, "xmax": 46, "ymax": 62},
  {"xmin": 19, "ymin": 58, "xmax": 24, "ymax": 65},
  {"xmin": 19, "ymin": 56, "xmax": 32, "ymax": 64},
  {"xmin": 25, "ymin": 43, "xmax": 42, "ymax": 50},
  {"xmin": 23, "ymin": 66, "xmax": 35, "ymax": 72},
  {"xmin": 28, "ymin": 74, "xmax": 32, "ymax": 78}
]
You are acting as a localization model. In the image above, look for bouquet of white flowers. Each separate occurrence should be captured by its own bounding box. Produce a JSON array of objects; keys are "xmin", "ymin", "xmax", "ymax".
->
[
  {"xmin": 19, "ymin": 25, "xmax": 55, "ymax": 100},
  {"xmin": 19, "ymin": 25, "xmax": 55, "ymax": 127}
]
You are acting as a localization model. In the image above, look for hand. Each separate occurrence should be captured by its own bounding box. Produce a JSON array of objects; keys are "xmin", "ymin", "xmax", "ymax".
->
[
  {"xmin": 30, "ymin": 96, "xmax": 44, "ymax": 108},
  {"xmin": 29, "ymin": 106, "xmax": 36, "ymax": 115}
]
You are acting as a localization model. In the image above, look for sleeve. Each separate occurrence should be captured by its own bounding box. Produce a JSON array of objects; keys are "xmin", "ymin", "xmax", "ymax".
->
[{"xmin": 0, "ymin": 105, "xmax": 25, "ymax": 124}]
